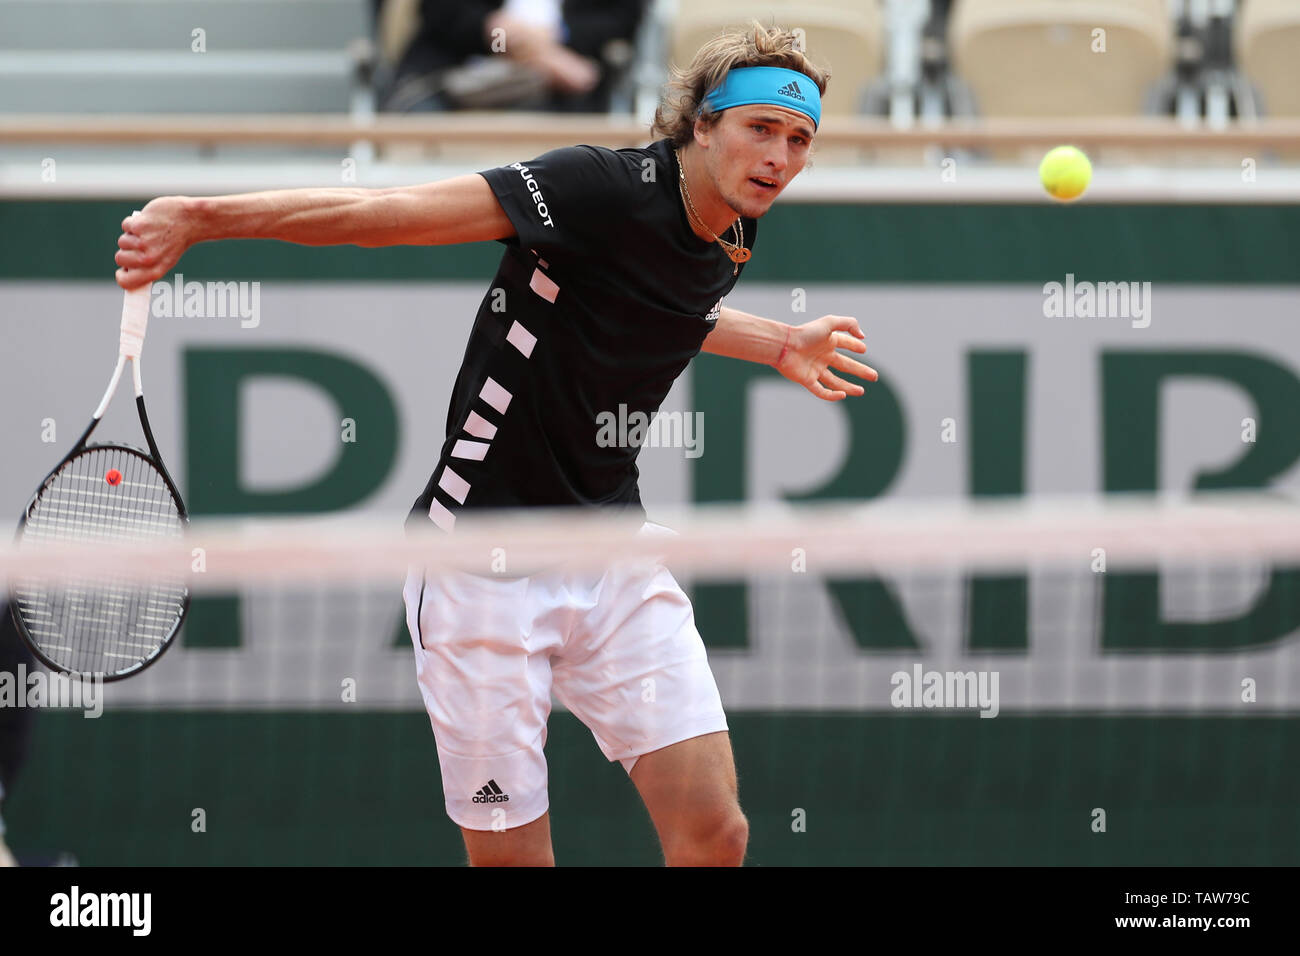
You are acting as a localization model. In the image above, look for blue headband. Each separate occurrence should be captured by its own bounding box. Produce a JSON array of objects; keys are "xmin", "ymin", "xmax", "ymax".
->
[{"xmin": 701, "ymin": 66, "xmax": 821, "ymax": 130}]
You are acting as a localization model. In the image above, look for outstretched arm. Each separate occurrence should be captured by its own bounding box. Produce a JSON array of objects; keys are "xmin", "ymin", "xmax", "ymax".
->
[
  {"xmin": 701, "ymin": 306, "xmax": 879, "ymax": 401},
  {"xmin": 114, "ymin": 174, "xmax": 515, "ymax": 289}
]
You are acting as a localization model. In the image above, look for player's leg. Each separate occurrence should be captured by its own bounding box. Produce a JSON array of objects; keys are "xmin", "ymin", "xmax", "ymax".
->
[
  {"xmin": 553, "ymin": 525, "xmax": 740, "ymax": 865},
  {"xmin": 628, "ymin": 731, "xmax": 748, "ymax": 866},
  {"xmin": 460, "ymin": 812, "xmax": 554, "ymax": 866},
  {"xmin": 403, "ymin": 566, "xmax": 561, "ymax": 866}
]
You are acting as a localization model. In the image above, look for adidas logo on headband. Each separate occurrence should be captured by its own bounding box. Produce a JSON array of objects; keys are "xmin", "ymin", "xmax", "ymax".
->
[
  {"xmin": 702, "ymin": 66, "xmax": 821, "ymax": 128},
  {"xmin": 776, "ymin": 80, "xmax": 806, "ymax": 102}
]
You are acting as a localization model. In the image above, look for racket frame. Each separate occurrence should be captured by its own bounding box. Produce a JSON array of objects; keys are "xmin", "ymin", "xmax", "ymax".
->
[{"xmin": 8, "ymin": 278, "xmax": 191, "ymax": 681}]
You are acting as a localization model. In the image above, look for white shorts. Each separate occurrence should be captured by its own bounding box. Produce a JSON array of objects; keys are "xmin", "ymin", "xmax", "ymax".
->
[{"xmin": 402, "ymin": 522, "xmax": 728, "ymax": 832}]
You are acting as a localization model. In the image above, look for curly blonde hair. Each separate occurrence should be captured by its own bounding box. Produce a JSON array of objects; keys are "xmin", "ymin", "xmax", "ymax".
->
[{"xmin": 652, "ymin": 20, "xmax": 831, "ymax": 148}]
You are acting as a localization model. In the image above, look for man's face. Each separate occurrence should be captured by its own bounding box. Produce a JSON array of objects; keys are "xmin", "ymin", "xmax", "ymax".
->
[{"xmin": 695, "ymin": 103, "xmax": 814, "ymax": 219}]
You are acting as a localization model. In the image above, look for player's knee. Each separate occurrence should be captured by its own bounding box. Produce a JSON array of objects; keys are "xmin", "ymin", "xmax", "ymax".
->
[
  {"xmin": 665, "ymin": 808, "xmax": 748, "ymax": 866},
  {"xmin": 715, "ymin": 811, "xmax": 749, "ymax": 864}
]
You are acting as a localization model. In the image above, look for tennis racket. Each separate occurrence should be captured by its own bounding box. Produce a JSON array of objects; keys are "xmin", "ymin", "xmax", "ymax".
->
[{"xmin": 8, "ymin": 249, "xmax": 190, "ymax": 681}]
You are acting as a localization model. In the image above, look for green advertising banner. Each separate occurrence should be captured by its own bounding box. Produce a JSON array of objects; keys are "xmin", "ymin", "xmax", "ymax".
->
[{"xmin": 2, "ymin": 200, "xmax": 1298, "ymax": 865}]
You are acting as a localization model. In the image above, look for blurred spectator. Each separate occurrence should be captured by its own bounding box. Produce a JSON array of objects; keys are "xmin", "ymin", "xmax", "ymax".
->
[{"xmin": 381, "ymin": 0, "xmax": 646, "ymax": 113}]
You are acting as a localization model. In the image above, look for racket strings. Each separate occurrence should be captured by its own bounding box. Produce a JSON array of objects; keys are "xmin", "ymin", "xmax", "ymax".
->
[{"xmin": 14, "ymin": 446, "xmax": 187, "ymax": 676}]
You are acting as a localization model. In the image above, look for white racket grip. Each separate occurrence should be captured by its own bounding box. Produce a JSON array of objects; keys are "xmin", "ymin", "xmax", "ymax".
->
[
  {"xmin": 120, "ymin": 284, "xmax": 151, "ymax": 358},
  {"xmin": 119, "ymin": 208, "xmax": 150, "ymax": 358}
]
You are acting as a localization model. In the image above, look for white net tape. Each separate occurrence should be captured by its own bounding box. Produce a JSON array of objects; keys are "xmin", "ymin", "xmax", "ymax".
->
[{"xmin": 3, "ymin": 491, "xmax": 1300, "ymax": 590}]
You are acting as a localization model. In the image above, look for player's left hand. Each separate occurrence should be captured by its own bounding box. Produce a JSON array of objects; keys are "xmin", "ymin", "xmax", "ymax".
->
[{"xmin": 775, "ymin": 315, "xmax": 878, "ymax": 401}]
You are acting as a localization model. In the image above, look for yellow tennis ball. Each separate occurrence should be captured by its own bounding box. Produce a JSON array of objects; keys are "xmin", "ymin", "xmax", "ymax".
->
[{"xmin": 1039, "ymin": 145, "xmax": 1092, "ymax": 201}]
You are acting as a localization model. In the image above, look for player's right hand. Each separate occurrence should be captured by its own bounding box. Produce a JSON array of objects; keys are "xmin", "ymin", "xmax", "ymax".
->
[{"xmin": 115, "ymin": 197, "xmax": 193, "ymax": 289}]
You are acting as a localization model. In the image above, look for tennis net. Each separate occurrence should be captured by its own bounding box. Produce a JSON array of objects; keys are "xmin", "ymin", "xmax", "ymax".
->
[
  {"xmin": 2, "ymin": 489, "xmax": 1299, "ymax": 708},
  {"xmin": 3, "ymin": 491, "xmax": 1299, "ymax": 864}
]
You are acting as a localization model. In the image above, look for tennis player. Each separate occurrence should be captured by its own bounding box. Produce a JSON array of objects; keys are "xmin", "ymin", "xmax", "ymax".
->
[{"xmin": 114, "ymin": 22, "xmax": 876, "ymax": 866}]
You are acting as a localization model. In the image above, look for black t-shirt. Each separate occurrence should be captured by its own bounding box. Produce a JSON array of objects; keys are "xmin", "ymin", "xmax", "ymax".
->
[{"xmin": 408, "ymin": 137, "xmax": 757, "ymax": 532}]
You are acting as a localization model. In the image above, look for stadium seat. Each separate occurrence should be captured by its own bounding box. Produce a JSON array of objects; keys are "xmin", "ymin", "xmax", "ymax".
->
[
  {"xmin": 0, "ymin": 0, "xmax": 370, "ymax": 113},
  {"xmin": 668, "ymin": 2, "xmax": 884, "ymax": 117},
  {"xmin": 949, "ymin": 0, "xmax": 1173, "ymax": 116},
  {"xmin": 1235, "ymin": 0, "xmax": 1300, "ymax": 116}
]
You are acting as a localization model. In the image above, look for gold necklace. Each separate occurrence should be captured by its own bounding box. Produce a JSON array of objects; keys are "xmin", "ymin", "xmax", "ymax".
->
[{"xmin": 676, "ymin": 148, "xmax": 751, "ymax": 275}]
